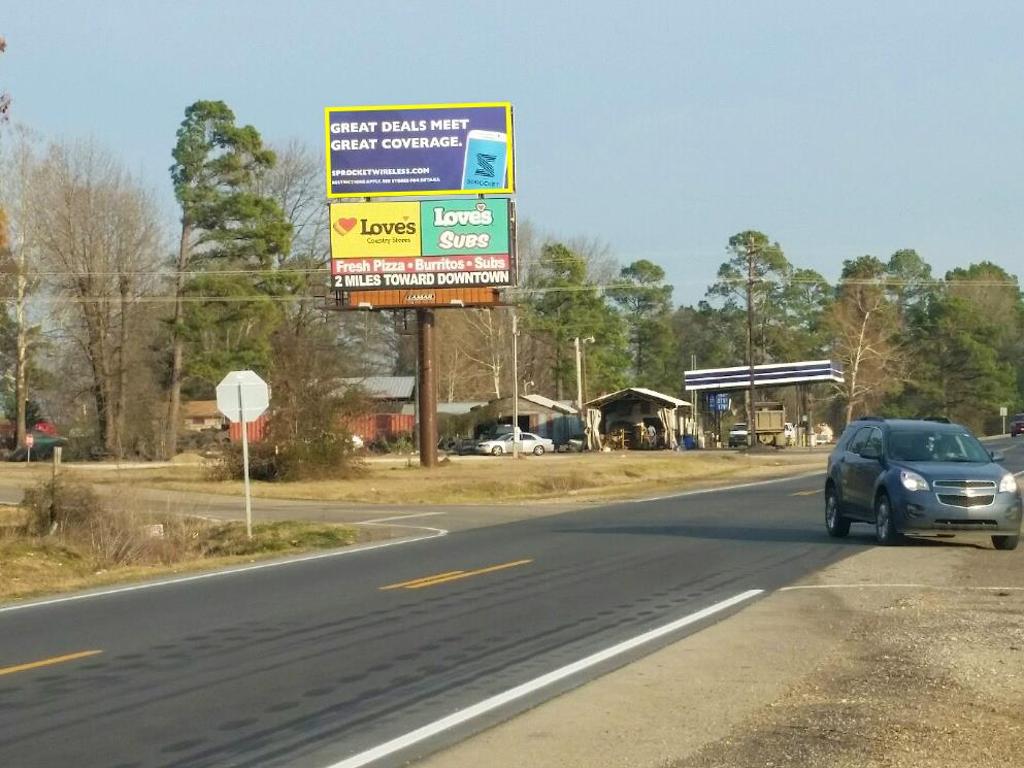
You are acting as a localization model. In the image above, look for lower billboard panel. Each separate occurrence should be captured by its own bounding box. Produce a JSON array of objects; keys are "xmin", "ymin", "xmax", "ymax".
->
[
  {"xmin": 332, "ymin": 254, "xmax": 511, "ymax": 276},
  {"xmin": 333, "ymin": 268, "xmax": 511, "ymax": 290},
  {"xmin": 342, "ymin": 287, "xmax": 500, "ymax": 309}
]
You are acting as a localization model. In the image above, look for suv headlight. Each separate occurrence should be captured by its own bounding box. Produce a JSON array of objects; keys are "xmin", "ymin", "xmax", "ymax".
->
[
  {"xmin": 999, "ymin": 473, "xmax": 1019, "ymax": 494},
  {"xmin": 900, "ymin": 470, "xmax": 930, "ymax": 492}
]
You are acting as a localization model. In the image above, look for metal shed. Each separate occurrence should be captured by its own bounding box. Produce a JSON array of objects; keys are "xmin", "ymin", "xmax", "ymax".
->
[{"xmin": 586, "ymin": 388, "xmax": 691, "ymax": 449}]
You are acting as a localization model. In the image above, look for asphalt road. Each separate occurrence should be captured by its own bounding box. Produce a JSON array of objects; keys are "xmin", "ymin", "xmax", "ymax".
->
[{"xmin": 1, "ymin": 438, "xmax": 1021, "ymax": 768}]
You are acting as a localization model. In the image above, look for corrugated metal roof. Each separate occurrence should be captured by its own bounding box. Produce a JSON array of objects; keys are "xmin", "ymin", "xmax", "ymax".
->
[
  {"xmin": 340, "ymin": 376, "xmax": 416, "ymax": 400},
  {"xmin": 399, "ymin": 402, "xmax": 487, "ymax": 416},
  {"xmin": 183, "ymin": 400, "xmax": 221, "ymax": 418},
  {"xmin": 437, "ymin": 401, "xmax": 487, "ymax": 415},
  {"xmin": 586, "ymin": 387, "xmax": 690, "ymax": 409},
  {"xmin": 522, "ymin": 393, "xmax": 578, "ymax": 414}
]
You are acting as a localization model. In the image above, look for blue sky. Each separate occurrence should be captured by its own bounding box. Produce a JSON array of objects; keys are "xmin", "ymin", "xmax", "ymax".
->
[{"xmin": 4, "ymin": 1, "xmax": 1023, "ymax": 303}]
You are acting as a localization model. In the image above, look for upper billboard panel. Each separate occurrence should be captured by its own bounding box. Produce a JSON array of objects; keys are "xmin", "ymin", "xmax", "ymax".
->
[{"xmin": 325, "ymin": 102, "xmax": 515, "ymax": 198}]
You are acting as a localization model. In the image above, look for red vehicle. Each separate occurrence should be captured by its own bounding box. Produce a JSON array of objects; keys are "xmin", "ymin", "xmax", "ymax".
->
[{"xmin": 1011, "ymin": 413, "xmax": 1024, "ymax": 438}]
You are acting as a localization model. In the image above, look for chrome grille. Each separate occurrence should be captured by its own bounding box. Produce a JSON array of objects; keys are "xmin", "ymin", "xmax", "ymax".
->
[
  {"xmin": 937, "ymin": 494, "xmax": 994, "ymax": 508},
  {"xmin": 933, "ymin": 480, "xmax": 996, "ymax": 490}
]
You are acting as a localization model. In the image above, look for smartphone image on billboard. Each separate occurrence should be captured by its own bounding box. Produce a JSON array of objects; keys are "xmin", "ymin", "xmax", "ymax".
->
[{"xmin": 462, "ymin": 130, "xmax": 508, "ymax": 190}]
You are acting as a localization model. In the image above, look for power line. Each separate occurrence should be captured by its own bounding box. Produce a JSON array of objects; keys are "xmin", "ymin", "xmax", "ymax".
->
[
  {"xmin": 2, "ymin": 267, "xmax": 1018, "ymax": 289},
  {"xmin": 2, "ymin": 275, "xmax": 1019, "ymax": 306}
]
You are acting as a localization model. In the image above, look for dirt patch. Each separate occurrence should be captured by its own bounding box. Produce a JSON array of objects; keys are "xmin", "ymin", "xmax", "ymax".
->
[{"xmin": 675, "ymin": 551, "xmax": 1024, "ymax": 768}]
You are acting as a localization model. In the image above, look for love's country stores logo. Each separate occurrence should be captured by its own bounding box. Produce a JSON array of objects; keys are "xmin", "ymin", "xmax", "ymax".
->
[{"xmin": 330, "ymin": 202, "xmax": 422, "ymax": 259}]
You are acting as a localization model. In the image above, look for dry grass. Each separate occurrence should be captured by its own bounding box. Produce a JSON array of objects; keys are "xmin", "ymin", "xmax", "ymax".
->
[
  {"xmin": 7, "ymin": 451, "xmax": 828, "ymax": 505},
  {"xmin": 0, "ymin": 531, "xmax": 363, "ymax": 604},
  {"xmin": 0, "ymin": 479, "xmax": 364, "ymax": 604}
]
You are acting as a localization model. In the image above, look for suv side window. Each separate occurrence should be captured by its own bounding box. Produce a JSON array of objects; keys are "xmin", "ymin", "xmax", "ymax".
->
[
  {"xmin": 863, "ymin": 427, "xmax": 883, "ymax": 456},
  {"xmin": 846, "ymin": 427, "xmax": 872, "ymax": 454}
]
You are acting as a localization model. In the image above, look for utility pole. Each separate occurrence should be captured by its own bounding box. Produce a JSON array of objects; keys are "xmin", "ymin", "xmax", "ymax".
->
[
  {"xmin": 745, "ymin": 239, "xmax": 758, "ymax": 447},
  {"xmin": 574, "ymin": 336, "xmax": 584, "ymax": 413}
]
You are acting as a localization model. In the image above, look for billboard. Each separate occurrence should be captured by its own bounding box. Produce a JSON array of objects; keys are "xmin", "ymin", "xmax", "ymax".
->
[
  {"xmin": 330, "ymin": 199, "xmax": 513, "ymax": 290},
  {"xmin": 325, "ymin": 102, "xmax": 514, "ymax": 198}
]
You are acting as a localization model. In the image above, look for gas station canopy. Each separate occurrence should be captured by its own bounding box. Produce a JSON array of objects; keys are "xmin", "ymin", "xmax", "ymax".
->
[{"xmin": 684, "ymin": 360, "xmax": 844, "ymax": 392}]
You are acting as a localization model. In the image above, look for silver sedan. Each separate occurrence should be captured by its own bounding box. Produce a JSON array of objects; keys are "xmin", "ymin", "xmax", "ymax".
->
[{"xmin": 477, "ymin": 432, "xmax": 555, "ymax": 456}]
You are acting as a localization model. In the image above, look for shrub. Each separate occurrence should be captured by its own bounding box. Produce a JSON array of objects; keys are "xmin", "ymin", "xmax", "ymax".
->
[
  {"xmin": 209, "ymin": 431, "xmax": 364, "ymax": 482},
  {"xmin": 21, "ymin": 479, "xmax": 208, "ymax": 567},
  {"xmin": 23, "ymin": 479, "xmax": 105, "ymax": 536},
  {"xmin": 368, "ymin": 432, "xmax": 415, "ymax": 455}
]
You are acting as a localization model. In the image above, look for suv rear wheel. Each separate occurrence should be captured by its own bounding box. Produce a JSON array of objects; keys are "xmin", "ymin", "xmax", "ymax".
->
[
  {"xmin": 992, "ymin": 535, "xmax": 1020, "ymax": 551},
  {"xmin": 824, "ymin": 485, "xmax": 850, "ymax": 538},
  {"xmin": 874, "ymin": 492, "xmax": 901, "ymax": 546}
]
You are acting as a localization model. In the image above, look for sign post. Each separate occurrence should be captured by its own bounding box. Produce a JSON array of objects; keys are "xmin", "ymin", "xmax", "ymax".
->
[
  {"xmin": 1000, "ymin": 405, "xmax": 1008, "ymax": 435},
  {"xmin": 216, "ymin": 371, "xmax": 270, "ymax": 539},
  {"xmin": 25, "ymin": 433, "xmax": 33, "ymax": 464}
]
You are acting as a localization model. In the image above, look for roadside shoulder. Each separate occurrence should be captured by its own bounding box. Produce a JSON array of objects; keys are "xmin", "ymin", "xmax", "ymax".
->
[{"xmin": 416, "ymin": 543, "xmax": 1024, "ymax": 768}]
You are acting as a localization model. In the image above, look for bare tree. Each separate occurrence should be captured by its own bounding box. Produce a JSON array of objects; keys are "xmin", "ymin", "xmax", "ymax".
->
[
  {"xmin": 28, "ymin": 141, "xmax": 164, "ymax": 455},
  {"xmin": 0, "ymin": 129, "xmax": 43, "ymax": 448},
  {"xmin": 828, "ymin": 279, "xmax": 900, "ymax": 424},
  {"xmin": 0, "ymin": 35, "xmax": 10, "ymax": 123},
  {"xmin": 461, "ymin": 308, "xmax": 512, "ymax": 400},
  {"xmin": 259, "ymin": 139, "xmax": 327, "ymax": 265}
]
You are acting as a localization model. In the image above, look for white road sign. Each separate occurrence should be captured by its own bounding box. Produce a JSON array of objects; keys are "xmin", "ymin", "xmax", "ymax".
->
[{"xmin": 216, "ymin": 370, "xmax": 269, "ymax": 423}]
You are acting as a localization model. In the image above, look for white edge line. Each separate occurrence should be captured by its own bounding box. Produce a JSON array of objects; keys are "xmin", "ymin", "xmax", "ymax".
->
[
  {"xmin": 356, "ymin": 512, "xmax": 447, "ymax": 524},
  {"xmin": 324, "ymin": 588, "xmax": 763, "ymax": 768},
  {"xmin": 0, "ymin": 528, "xmax": 447, "ymax": 615},
  {"xmin": 781, "ymin": 583, "xmax": 1024, "ymax": 592},
  {"xmin": 631, "ymin": 470, "xmax": 824, "ymax": 503}
]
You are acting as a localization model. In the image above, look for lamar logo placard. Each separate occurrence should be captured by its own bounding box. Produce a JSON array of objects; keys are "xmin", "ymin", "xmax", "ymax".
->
[
  {"xmin": 330, "ymin": 201, "xmax": 422, "ymax": 259},
  {"xmin": 405, "ymin": 292, "xmax": 436, "ymax": 303}
]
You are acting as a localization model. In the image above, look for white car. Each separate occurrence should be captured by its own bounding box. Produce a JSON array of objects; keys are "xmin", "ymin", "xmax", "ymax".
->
[
  {"xmin": 477, "ymin": 432, "xmax": 555, "ymax": 456},
  {"xmin": 728, "ymin": 423, "xmax": 748, "ymax": 448}
]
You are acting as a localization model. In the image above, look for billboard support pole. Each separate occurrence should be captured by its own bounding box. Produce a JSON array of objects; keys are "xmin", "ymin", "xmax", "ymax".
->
[{"xmin": 417, "ymin": 309, "xmax": 438, "ymax": 468}]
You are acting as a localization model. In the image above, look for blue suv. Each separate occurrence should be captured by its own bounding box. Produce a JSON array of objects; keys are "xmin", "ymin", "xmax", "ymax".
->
[{"xmin": 824, "ymin": 418, "xmax": 1022, "ymax": 550}]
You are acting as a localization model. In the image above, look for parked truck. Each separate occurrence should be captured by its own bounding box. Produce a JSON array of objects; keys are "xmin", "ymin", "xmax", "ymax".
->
[{"xmin": 753, "ymin": 402, "xmax": 787, "ymax": 446}]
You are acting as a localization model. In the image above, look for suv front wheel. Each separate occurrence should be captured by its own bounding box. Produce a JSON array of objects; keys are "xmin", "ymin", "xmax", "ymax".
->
[
  {"xmin": 874, "ymin": 492, "xmax": 901, "ymax": 546},
  {"xmin": 992, "ymin": 535, "xmax": 1020, "ymax": 551},
  {"xmin": 824, "ymin": 485, "xmax": 850, "ymax": 538}
]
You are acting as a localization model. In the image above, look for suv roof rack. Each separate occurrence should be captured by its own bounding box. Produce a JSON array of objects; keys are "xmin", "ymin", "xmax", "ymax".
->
[
  {"xmin": 922, "ymin": 416, "xmax": 951, "ymax": 423},
  {"xmin": 855, "ymin": 415, "xmax": 885, "ymax": 422}
]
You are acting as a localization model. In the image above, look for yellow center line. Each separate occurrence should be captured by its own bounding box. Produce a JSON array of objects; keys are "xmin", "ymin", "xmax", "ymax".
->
[
  {"xmin": 380, "ymin": 570, "xmax": 466, "ymax": 591},
  {"xmin": 0, "ymin": 650, "xmax": 103, "ymax": 677},
  {"xmin": 381, "ymin": 559, "xmax": 533, "ymax": 591},
  {"xmin": 791, "ymin": 489, "xmax": 821, "ymax": 496}
]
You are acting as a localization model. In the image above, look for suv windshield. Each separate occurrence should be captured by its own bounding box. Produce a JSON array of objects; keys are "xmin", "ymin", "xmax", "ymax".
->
[{"xmin": 886, "ymin": 427, "xmax": 991, "ymax": 463}]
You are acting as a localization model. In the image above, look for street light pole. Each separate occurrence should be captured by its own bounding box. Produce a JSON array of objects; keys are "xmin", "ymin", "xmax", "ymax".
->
[{"xmin": 512, "ymin": 311, "xmax": 520, "ymax": 459}]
